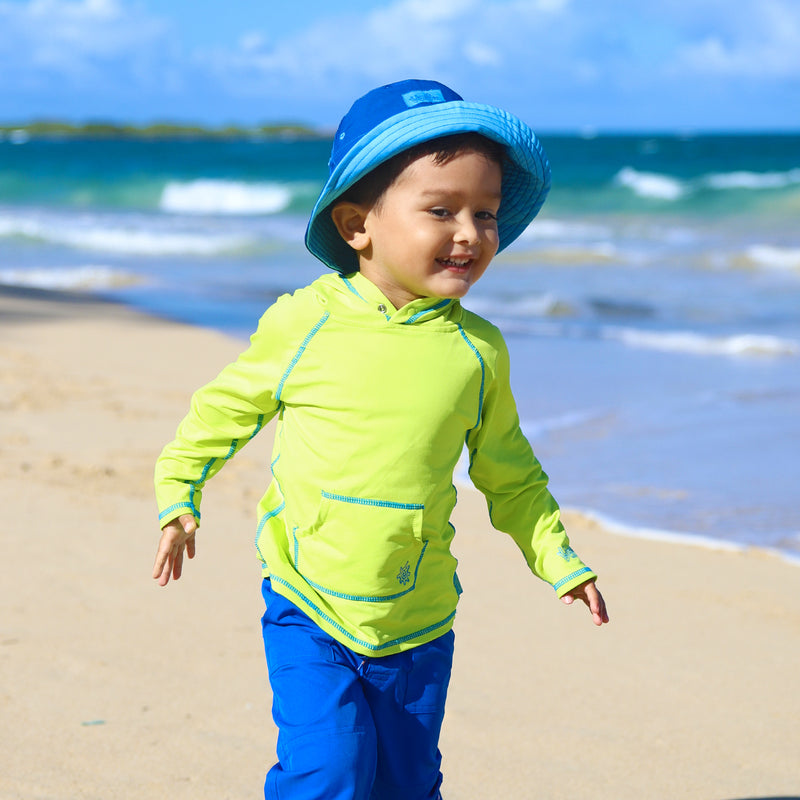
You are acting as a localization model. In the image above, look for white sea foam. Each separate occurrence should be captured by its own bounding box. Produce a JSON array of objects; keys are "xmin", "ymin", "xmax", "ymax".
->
[
  {"xmin": 0, "ymin": 212, "xmax": 256, "ymax": 255},
  {"xmin": 9, "ymin": 129, "xmax": 31, "ymax": 145},
  {"xmin": 614, "ymin": 167, "xmax": 686, "ymax": 201},
  {"xmin": 604, "ymin": 326, "xmax": 800, "ymax": 358},
  {"xmin": 507, "ymin": 220, "xmax": 622, "ymax": 265},
  {"xmin": 570, "ymin": 507, "xmax": 800, "ymax": 566},
  {"xmin": 465, "ymin": 291, "xmax": 575, "ymax": 319},
  {"xmin": 568, "ymin": 508, "xmax": 748, "ymax": 552},
  {"xmin": 521, "ymin": 218, "xmax": 614, "ymax": 241},
  {"xmin": 0, "ymin": 266, "xmax": 141, "ymax": 291},
  {"xmin": 530, "ymin": 243, "xmax": 621, "ymax": 264},
  {"xmin": 614, "ymin": 166, "xmax": 800, "ymax": 202},
  {"xmin": 745, "ymin": 244, "xmax": 800, "ymax": 271},
  {"xmin": 703, "ymin": 168, "xmax": 800, "ymax": 191},
  {"xmin": 160, "ymin": 179, "xmax": 293, "ymax": 215}
]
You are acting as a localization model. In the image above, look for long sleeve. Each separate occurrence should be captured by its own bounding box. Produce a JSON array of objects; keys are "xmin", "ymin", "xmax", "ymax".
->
[
  {"xmin": 465, "ymin": 332, "xmax": 595, "ymax": 597},
  {"xmin": 154, "ymin": 299, "xmax": 295, "ymax": 525}
]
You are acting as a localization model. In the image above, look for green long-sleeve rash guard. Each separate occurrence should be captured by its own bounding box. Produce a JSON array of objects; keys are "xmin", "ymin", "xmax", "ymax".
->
[{"xmin": 155, "ymin": 270, "xmax": 596, "ymax": 656}]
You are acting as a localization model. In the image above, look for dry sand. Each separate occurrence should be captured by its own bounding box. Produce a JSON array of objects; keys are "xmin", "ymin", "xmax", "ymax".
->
[{"xmin": 1, "ymin": 286, "xmax": 798, "ymax": 799}]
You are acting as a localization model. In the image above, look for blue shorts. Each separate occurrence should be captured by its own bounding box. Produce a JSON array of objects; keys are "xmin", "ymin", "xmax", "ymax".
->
[{"xmin": 261, "ymin": 579, "xmax": 454, "ymax": 800}]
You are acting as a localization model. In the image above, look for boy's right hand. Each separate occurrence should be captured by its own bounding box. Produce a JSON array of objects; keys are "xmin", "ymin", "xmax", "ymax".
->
[{"xmin": 152, "ymin": 514, "xmax": 198, "ymax": 587}]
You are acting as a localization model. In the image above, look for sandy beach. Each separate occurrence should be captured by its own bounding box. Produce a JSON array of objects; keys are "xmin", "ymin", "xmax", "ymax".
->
[{"xmin": 2, "ymin": 285, "xmax": 798, "ymax": 800}]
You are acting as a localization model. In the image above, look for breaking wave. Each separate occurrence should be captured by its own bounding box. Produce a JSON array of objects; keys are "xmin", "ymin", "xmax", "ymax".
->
[
  {"xmin": 613, "ymin": 166, "xmax": 800, "ymax": 202},
  {"xmin": 743, "ymin": 244, "xmax": 800, "ymax": 272},
  {"xmin": 0, "ymin": 265, "xmax": 142, "ymax": 290},
  {"xmin": 603, "ymin": 327, "xmax": 799, "ymax": 358},
  {"xmin": 159, "ymin": 179, "xmax": 293, "ymax": 215},
  {"xmin": 615, "ymin": 167, "xmax": 686, "ymax": 200},
  {"xmin": 0, "ymin": 211, "xmax": 257, "ymax": 256}
]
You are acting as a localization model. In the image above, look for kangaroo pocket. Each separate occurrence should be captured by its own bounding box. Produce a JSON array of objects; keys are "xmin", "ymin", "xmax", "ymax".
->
[{"xmin": 291, "ymin": 490, "xmax": 426, "ymax": 602}]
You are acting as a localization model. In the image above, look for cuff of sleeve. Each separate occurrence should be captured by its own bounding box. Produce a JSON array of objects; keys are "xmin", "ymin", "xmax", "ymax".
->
[
  {"xmin": 553, "ymin": 567, "xmax": 596, "ymax": 597},
  {"xmin": 158, "ymin": 501, "xmax": 200, "ymax": 524}
]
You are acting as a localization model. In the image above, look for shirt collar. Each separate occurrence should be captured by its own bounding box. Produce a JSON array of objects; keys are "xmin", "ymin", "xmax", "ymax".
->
[{"xmin": 340, "ymin": 272, "xmax": 458, "ymax": 325}]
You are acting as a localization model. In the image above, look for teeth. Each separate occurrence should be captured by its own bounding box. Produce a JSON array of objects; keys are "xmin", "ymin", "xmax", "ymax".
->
[{"xmin": 441, "ymin": 258, "xmax": 470, "ymax": 266}]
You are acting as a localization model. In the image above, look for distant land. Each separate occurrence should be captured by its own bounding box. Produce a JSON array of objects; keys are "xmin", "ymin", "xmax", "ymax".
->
[{"xmin": 0, "ymin": 120, "xmax": 326, "ymax": 140}]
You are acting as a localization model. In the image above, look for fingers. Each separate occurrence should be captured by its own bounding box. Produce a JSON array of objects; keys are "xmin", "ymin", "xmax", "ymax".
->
[
  {"xmin": 172, "ymin": 543, "xmax": 185, "ymax": 582},
  {"xmin": 152, "ymin": 534, "xmax": 174, "ymax": 584},
  {"xmin": 152, "ymin": 537, "xmax": 178, "ymax": 586},
  {"xmin": 560, "ymin": 580, "xmax": 610, "ymax": 626},
  {"xmin": 589, "ymin": 584, "xmax": 609, "ymax": 626},
  {"xmin": 582, "ymin": 582, "xmax": 609, "ymax": 626},
  {"xmin": 152, "ymin": 515, "xmax": 197, "ymax": 587}
]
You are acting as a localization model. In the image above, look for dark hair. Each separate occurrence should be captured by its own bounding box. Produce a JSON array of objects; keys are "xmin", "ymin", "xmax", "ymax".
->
[{"xmin": 337, "ymin": 132, "xmax": 506, "ymax": 209}]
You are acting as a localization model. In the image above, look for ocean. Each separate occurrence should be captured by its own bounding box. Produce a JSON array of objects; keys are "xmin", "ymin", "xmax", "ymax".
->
[{"xmin": 2, "ymin": 131, "xmax": 799, "ymax": 559}]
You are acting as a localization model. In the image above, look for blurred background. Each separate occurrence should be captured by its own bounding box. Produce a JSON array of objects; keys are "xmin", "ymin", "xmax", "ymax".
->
[{"xmin": 1, "ymin": 0, "xmax": 799, "ymax": 556}]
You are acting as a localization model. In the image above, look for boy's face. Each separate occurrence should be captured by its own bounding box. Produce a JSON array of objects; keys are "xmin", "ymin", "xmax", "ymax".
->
[{"xmin": 345, "ymin": 150, "xmax": 502, "ymax": 309}]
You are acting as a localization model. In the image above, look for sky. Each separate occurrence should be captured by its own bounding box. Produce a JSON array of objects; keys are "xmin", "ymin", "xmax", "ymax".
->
[{"xmin": 1, "ymin": 0, "xmax": 799, "ymax": 132}]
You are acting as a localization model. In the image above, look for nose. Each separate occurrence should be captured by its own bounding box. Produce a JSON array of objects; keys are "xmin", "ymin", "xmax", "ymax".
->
[{"xmin": 454, "ymin": 213, "xmax": 482, "ymax": 246}]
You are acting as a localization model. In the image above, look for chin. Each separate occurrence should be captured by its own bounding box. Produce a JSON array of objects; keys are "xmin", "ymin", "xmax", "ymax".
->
[{"xmin": 439, "ymin": 280, "xmax": 472, "ymax": 299}]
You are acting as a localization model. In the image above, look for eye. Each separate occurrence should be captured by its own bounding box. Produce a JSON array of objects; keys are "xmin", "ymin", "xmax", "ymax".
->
[
  {"xmin": 476, "ymin": 210, "xmax": 499, "ymax": 222},
  {"xmin": 427, "ymin": 207, "xmax": 451, "ymax": 218}
]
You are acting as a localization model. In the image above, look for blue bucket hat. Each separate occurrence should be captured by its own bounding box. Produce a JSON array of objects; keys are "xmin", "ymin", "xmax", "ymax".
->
[{"xmin": 305, "ymin": 78, "xmax": 551, "ymax": 273}]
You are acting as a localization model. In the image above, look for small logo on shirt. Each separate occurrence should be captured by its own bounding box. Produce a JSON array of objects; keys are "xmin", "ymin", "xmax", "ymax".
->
[
  {"xmin": 558, "ymin": 546, "xmax": 578, "ymax": 562},
  {"xmin": 397, "ymin": 561, "xmax": 412, "ymax": 585}
]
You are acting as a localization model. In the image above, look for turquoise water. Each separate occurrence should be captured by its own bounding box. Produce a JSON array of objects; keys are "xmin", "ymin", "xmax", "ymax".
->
[{"xmin": 2, "ymin": 133, "xmax": 799, "ymax": 556}]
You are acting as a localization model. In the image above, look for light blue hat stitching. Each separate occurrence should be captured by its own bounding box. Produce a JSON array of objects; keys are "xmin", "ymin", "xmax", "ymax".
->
[{"xmin": 306, "ymin": 100, "xmax": 551, "ymax": 274}]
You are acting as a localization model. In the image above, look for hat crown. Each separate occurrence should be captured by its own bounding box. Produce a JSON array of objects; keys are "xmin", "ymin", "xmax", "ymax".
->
[{"xmin": 329, "ymin": 80, "xmax": 463, "ymax": 174}]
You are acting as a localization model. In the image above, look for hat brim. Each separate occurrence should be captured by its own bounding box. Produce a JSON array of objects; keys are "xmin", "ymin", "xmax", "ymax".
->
[{"xmin": 305, "ymin": 101, "xmax": 551, "ymax": 273}]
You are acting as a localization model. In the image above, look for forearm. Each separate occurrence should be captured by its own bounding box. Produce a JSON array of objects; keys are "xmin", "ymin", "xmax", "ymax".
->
[{"xmin": 154, "ymin": 355, "xmax": 278, "ymax": 520}]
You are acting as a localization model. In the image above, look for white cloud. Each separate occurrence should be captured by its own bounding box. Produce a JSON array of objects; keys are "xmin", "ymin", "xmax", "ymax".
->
[
  {"xmin": 0, "ymin": 0, "xmax": 168, "ymax": 85},
  {"xmin": 1, "ymin": 0, "xmax": 798, "ymax": 128},
  {"xmin": 194, "ymin": 0, "xmax": 571, "ymax": 103},
  {"xmin": 188, "ymin": 0, "xmax": 800, "ymax": 128},
  {"xmin": 387, "ymin": 0, "xmax": 478, "ymax": 23},
  {"xmin": 463, "ymin": 42, "xmax": 502, "ymax": 67},
  {"xmin": 239, "ymin": 32, "xmax": 267, "ymax": 54},
  {"xmin": 672, "ymin": 0, "xmax": 800, "ymax": 78}
]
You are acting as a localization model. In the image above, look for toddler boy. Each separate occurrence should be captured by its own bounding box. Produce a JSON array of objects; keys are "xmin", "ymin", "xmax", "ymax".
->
[{"xmin": 153, "ymin": 79, "xmax": 608, "ymax": 800}]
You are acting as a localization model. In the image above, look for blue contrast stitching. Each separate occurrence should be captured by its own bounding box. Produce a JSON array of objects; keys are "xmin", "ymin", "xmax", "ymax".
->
[
  {"xmin": 158, "ymin": 501, "xmax": 197, "ymax": 521},
  {"xmin": 457, "ymin": 323, "xmax": 485, "ymax": 436},
  {"xmin": 275, "ymin": 311, "xmax": 330, "ymax": 402},
  {"xmin": 294, "ymin": 541, "xmax": 429, "ymax": 603},
  {"xmin": 254, "ymin": 501, "xmax": 285, "ymax": 563},
  {"xmin": 256, "ymin": 502, "xmax": 286, "ymax": 538},
  {"xmin": 248, "ymin": 413, "xmax": 265, "ymax": 441},
  {"xmin": 187, "ymin": 457, "xmax": 216, "ymax": 515},
  {"xmin": 553, "ymin": 567, "xmax": 592, "ymax": 592},
  {"xmin": 341, "ymin": 275, "xmax": 367, "ymax": 302},
  {"xmin": 402, "ymin": 299, "xmax": 451, "ymax": 324},
  {"xmin": 320, "ymin": 490, "xmax": 423, "ymax": 510},
  {"xmin": 177, "ymin": 412, "xmax": 265, "ymax": 522},
  {"xmin": 270, "ymin": 575, "xmax": 455, "ymax": 651}
]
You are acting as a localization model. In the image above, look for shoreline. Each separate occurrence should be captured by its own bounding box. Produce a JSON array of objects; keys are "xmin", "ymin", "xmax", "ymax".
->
[
  {"xmin": 2, "ymin": 284, "xmax": 799, "ymax": 798},
  {"xmin": 566, "ymin": 505, "xmax": 800, "ymax": 568}
]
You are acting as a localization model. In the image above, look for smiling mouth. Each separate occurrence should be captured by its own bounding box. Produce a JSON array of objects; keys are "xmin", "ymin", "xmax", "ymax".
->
[{"xmin": 438, "ymin": 257, "xmax": 472, "ymax": 270}]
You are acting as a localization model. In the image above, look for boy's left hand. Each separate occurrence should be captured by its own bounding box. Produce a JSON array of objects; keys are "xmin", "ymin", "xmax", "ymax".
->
[{"xmin": 561, "ymin": 579, "xmax": 609, "ymax": 626}]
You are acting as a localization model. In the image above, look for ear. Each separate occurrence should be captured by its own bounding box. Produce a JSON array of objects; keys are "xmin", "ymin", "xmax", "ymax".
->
[{"xmin": 330, "ymin": 202, "xmax": 371, "ymax": 252}]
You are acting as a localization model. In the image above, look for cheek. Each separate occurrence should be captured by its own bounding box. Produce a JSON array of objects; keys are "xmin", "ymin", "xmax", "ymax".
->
[
  {"xmin": 482, "ymin": 234, "xmax": 499, "ymax": 264},
  {"xmin": 471, "ymin": 263, "xmax": 489, "ymax": 283}
]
